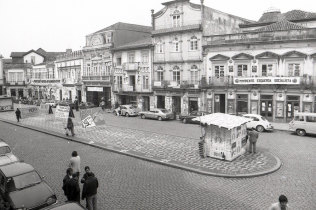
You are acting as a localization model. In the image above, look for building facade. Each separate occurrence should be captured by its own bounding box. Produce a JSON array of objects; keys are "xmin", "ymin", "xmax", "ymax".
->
[
  {"xmin": 112, "ymin": 38, "xmax": 153, "ymax": 111},
  {"xmin": 151, "ymin": 0, "xmax": 250, "ymax": 115},
  {"xmin": 202, "ymin": 9, "xmax": 316, "ymax": 122},
  {"xmin": 0, "ymin": 55, "xmax": 3, "ymax": 95},
  {"xmin": 55, "ymin": 49, "xmax": 84, "ymax": 102},
  {"xmin": 82, "ymin": 22, "xmax": 152, "ymax": 107}
]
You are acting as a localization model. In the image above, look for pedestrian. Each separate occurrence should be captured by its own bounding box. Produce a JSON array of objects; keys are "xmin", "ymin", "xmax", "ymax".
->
[
  {"xmin": 62, "ymin": 168, "xmax": 73, "ymax": 200},
  {"xmin": 48, "ymin": 105, "xmax": 53, "ymax": 114},
  {"xmin": 15, "ymin": 108, "xmax": 21, "ymax": 122},
  {"xmin": 269, "ymin": 195, "xmax": 289, "ymax": 210},
  {"xmin": 82, "ymin": 171, "xmax": 98, "ymax": 210},
  {"xmin": 66, "ymin": 117, "xmax": 75, "ymax": 136},
  {"xmin": 74, "ymin": 96, "xmax": 79, "ymax": 112},
  {"xmin": 247, "ymin": 127, "xmax": 259, "ymax": 153},
  {"xmin": 65, "ymin": 172, "xmax": 80, "ymax": 203},
  {"xmin": 81, "ymin": 166, "xmax": 95, "ymax": 184},
  {"xmin": 69, "ymin": 151, "xmax": 81, "ymax": 178}
]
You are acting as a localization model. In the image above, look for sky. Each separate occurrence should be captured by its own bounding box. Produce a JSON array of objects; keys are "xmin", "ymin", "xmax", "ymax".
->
[{"xmin": 0, "ymin": 0, "xmax": 315, "ymax": 58}]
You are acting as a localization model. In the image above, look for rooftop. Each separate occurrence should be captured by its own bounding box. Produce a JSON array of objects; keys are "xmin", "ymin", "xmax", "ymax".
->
[
  {"xmin": 255, "ymin": 19, "xmax": 307, "ymax": 32},
  {"xmin": 91, "ymin": 22, "xmax": 152, "ymax": 35},
  {"xmin": 113, "ymin": 37, "xmax": 152, "ymax": 51}
]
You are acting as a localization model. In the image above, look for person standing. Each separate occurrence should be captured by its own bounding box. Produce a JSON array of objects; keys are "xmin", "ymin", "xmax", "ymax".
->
[
  {"xmin": 69, "ymin": 151, "xmax": 81, "ymax": 177},
  {"xmin": 81, "ymin": 166, "xmax": 95, "ymax": 184},
  {"xmin": 82, "ymin": 171, "xmax": 98, "ymax": 210},
  {"xmin": 62, "ymin": 168, "xmax": 73, "ymax": 200},
  {"xmin": 65, "ymin": 173, "xmax": 80, "ymax": 203},
  {"xmin": 74, "ymin": 96, "xmax": 79, "ymax": 112},
  {"xmin": 269, "ymin": 195, "xmax": 289, "ymax": 210},
  {"xmin": 247, "ymin": 128, "xmax": 259, "ymax": 153},
  {"xmin": 15, "ymin": 108, "xmax": 21, "ymax": 122},
  {"xmin": 66, "ymin": 117, "xmax": 75, "ymax": 136}
]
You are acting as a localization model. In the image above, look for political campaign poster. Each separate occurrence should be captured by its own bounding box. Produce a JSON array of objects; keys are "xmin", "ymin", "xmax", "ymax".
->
[
  {"xmin": 20, "ymin": 107, "xmax": 40, "ymax": 119},
  {"xmin": 81, "ymin": 115, "xmax": 96, "ymax": 128},
  {"xmin": 80, "ymin": 107, "xmax": 105, "ymax": 127},
  {"xmin": 55, "ymin": 105, "xmax": 70, "ymax": 119}
]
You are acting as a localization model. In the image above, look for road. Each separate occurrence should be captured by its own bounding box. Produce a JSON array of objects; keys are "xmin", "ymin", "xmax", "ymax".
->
[{"xmin": 0, "ymin": 120, "xmax": 315, "ymax": 209}]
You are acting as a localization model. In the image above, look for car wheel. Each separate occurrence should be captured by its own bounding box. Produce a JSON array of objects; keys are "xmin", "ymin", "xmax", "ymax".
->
[
  {"xmin": 141, "ymin": 114, "xmax": 146, "ymax": 119},
  {"xmin": 125, "ymin": 113, "xmax": 129, "ymax": 117},
  {"xmin": 158, "ymin": 116, "xmax": 162, "ymax": 121},
  {"xmin": 256, "ymin": 125, "xmax": 265, "ymax": 132},
  {"xmin": 183, "ymin": 118, "xmax": 187, "ymax": 124},
  {"xmin": 296, "ymin": 129, "xmax": 306, "ymax": 136}
]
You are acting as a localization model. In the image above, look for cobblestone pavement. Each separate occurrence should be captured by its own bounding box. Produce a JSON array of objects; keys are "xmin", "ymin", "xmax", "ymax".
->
[
  {"xmin": 0, "ymin": 106, "xmax": 280, "ymax": 177},
  {"xmin": 0, "ymin": 121, "xmax": 315, "ymax": 210}
]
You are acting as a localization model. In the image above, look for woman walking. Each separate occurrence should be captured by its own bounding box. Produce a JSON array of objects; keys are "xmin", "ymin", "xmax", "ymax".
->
[
  {"xmin": 15, "ymin": 108, "xmax": 21, "ymax": 122},
  {"xmin": 66, "ymin": 117, "xmax": 75, "ymax": 136}
]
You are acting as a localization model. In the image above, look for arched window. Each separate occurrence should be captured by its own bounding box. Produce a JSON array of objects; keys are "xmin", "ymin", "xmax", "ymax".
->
[
  {"xmin": 190, "ymin": 36, "xmax": 198, "ymax": 51},
  {"xmin": 190, "ymin": 65, "xmax": 199, "ymax": 84},
  {"xmin": 173, "ymin": 66, "xmax": 181, "ymax": 84},
  {"xmin": 172, "ymin": 10, "xmax": 181, "ymax": 27},
  {"xmin": 173, "ymin": 38, "xmax": 180, "ymax": 52},
  {"xmin": 157, "ymin": 66, "xmax": 164, "ymax": 71}
]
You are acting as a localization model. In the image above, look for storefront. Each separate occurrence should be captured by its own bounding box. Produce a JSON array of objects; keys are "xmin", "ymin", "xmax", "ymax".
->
[
  {"xmin": 286, "ymin": 95, "xmax": 300, "ymax": 122},
  {"xmin": 260, "ymin": 95, "xmax": 273, "ymax": 121},
  {"xmin": 236, "ymin": 94, "xmax": 248, "ymax": 116},
  {"xmin": 214, "ymin": 94, "xmax": 225, "ymax": 113},
  {"xmin": 86, "ymin": 86, "xmax": 111, "ymax": 107},
  {"xmin": 156, "ymin": 95, "xmax": 165, "ymax": 108}
]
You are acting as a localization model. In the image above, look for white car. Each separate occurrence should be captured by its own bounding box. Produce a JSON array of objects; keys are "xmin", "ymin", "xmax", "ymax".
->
[
  {"xmin": 242, "ymin": 114, "xmax": 273, "ymax": 132},
  {"xmin": 0, "ymin": 140, "xmax": 19, "ymax": 166}
]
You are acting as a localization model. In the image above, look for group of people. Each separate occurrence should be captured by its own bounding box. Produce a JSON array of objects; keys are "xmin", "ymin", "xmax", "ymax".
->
[{"xmin": 62, "ymin": 151, "xmax": 99, "ymax": 210}]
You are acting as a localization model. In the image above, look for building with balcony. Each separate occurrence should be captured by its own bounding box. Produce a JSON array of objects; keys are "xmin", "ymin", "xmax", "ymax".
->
[
  {"xmin": 151, "ymin": 0, "xmax": 251, "ymax": 115},
  {"xmin": 82, "ymin": 22, "xmax": 152, "ymax": 107},
  {"xmin": 203, "ymin": 8, "xmax": 316, "ymax": 122},
  {"xmin": 112, "ymin": 37, "xmax": 153, "ymax": 111},
  {"xmin": 55, "ymin": 49, "xmax": 84, "ymax": 102}
]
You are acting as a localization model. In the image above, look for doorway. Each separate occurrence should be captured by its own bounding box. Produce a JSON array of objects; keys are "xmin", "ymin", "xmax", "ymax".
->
[
  {"xmin": 59, "ymin": 90, "xmax": 62, "ymax": 100},
  {"xmin": 77, "ymin": 90, "xmax": 82, "ymax": 103},
  {"xmin": 260, "ymin": 95, "xmax": 273, "ymax": 121},
  {"xmin": 157, "ymin": 95, "xmax": 165, "ymax": 108},
  {"xmin": 172, "ymin": 96, "xmax": 181, "ymax": 114},
  {"xmin": 236, "ymin": 94, "xmax": 248, "ymax": 116},
  {"xmin": 130, "ymin": 76, "xmax": 136, "ymax": 90},
  {"xmin": 142, "ymin": 96, "xmax": 150, "ymax": 111},
  {"xmin": 214, "ymin": 94, "xmax": 225, "ymax": 113},
  {"xmin": 189, "ymin": 98, "xmax": 198, "ymax": 112},
  {"xmin": 286, "ymin": 95, "xmax": 300, "ymax": 122}
]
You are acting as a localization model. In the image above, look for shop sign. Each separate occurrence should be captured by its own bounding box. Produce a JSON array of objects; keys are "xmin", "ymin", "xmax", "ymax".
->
[
  {"xmin": 87, "ymin": 87, "xmax": 103, "ymax": 92},
  {"xmin": 234, "ymin": 77, "xmax": 300, "ymax": 85}
]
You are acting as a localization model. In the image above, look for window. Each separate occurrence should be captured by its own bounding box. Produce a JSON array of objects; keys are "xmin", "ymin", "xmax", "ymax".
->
[
  {"xmin": 288, "ymin": 63, "xmax": 301, "ymax": 76},
  {"xmin": 190, "ymin": 36, "xmax": 198, "ymax": 51},
  {"xmin": 172, "ymin": 10, "xmax": 181, "ymax": 27},
  {"xmin": 116, "ymin": 57, "xmax": 122, "ymax": 66},
  {"xmin": 157, "ymin": 71, "xmax": 164, "ymax": 81},
  {"xmin": 173, "ymin": 66, "xmax": 181, "ymax": 84},
  {"xmin": 237, "ymin": 65, "xmax": 247, "ymax": 77},
  {"xmin": 190, "ymin": 65, "xmax": 198, "ymax": 84},
  {"xmin": 106, "ymin": 33, "xmax": 112, "ymax": 43},
  {"xmin": 214, "ymin": 65, "xmax": 224, "ymax": 78},
  {"xmin": 173, "ymin": 38, "xmax": 180, "ymax": 52},
  {"xmin": 31, "ymin": 56, "xmax": 35, "ymax": 64},
  {"xmin": 143, "ymin": 76, "xmax": 149, "ymax": 89},
  {"xmin": 142, "ymin": 52, "xmax": 149, "ymax": 63},
  {"xmin": 128, "ymin": 53, "xmax": 135, "ymax": 63},
  {"xmin": 117, "ymin": 76, "xmax": 122, "ymax": 88},
  {"xmin": 261, "ymin": 64, "xmax": 273, "ymax": 77},
  {"xmin": 156, "ymin": 42, "xmax": 163, "ymax": 53}
]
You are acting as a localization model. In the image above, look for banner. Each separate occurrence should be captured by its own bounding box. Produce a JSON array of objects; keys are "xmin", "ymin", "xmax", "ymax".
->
[
  {"xmin": 80, "ymin": 107, "xmax": 105, "ymax": 128},
  {"xmin": 40, "ymin": 103, "xmax": 50, "ymax": 114},
  {"xmin": 234, "ymin": 77, "xmax": 300, "ymax": 85},
  {"xmin": 55, "ymin": 105, "xmax": 70, "ymax": 119},
  {"xmin": 20, "ymin": 107, "xmax": 40, "ymax": 119},
  {"xmin": 81, "ymin": 115, "xmax": 96, "ymax": 128}
]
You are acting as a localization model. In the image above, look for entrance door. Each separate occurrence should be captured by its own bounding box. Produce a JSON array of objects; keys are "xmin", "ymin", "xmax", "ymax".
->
[
  {"xmin": 18, "ymin": 89, "xmax": 23, "ymax": 98},
  {"xmin": 69, "ymin": 91, "xmax": 72, "ymax": 101},
  {"xmin": 189, "ymin": 98, "xmax": 198, "ymax": 112},
  {"xmin": 142, "ymin": 96, "xmax": 150, "ymax": 111},
  {"xmin": 236, "ymin": 94, "xmax": 248, "ymax": 116},
  {"xmin": 92, "ymin": 92, "xmax": 99, "ymax": 106},
  {"xmin": 157, "ymin": 96, "xmax": 165, "ymax": 109},
  {"xmin": 172, "ymin": 96, "xmax": 181, "ymax": 114},
  {"xmin": 287, "ymin": 101, "xmax": 300, "ymax": 121},
  {"xmin": 214, "ymin": 94, "xmax": 225, "ymax": 113},
  {"xmin": 77, "ymin": 90, "xmax": 82, "ymax": 103},
  {"xmin": 130, "ymin": 76, "xmax": 136, "ymax": 90},
  {"xmin": 261, "ymin": 101, "xmax": 273, "ymax": 120},
  {"xmin": 10, "ymin": 89, "xmax": 16, "ymax": 97}
]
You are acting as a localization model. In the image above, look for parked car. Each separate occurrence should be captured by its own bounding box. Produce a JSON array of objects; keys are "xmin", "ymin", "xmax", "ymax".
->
[
  {"xmin": 45, "ymin": 100, "xmax": 57, "ymax": 108},
  {"xmin": 0, "ymin": 141, "xmax": 19, "ymax": 166},
  {"xmin": 120, "ymin": 104, "xmax": 139, "ymax": 117},
  {"xmin": 79, "ymin": 102, "xmax": 96, "ymax": 109},
  {"xmin": 179, "ymin": 111, "xmax": 210, "ymax": 124},
  {"xmin": 289, "ymin": 112, "xmax": 316, "ymax": 136},
  {"xmin": 42, "ymin": 202, "xmax": 85, "ymax": 210},
  {"xmin": 0, "ymin": 162, "xmax": 57, "ymax": 209},
  {"xmin": 139, "ymin": 108, "xmax": 174, "ymax": 121},
  {"xmin": 242, "ymin": 114, "xmax": 273, "ymax": 132}
]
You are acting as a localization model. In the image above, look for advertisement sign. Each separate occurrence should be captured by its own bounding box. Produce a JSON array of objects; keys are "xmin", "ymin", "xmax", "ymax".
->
[
  {"xmin": 81, "ymin": 115, "xmax": 96, "ymax": 128},
  {"xmin": 40, "ymin": 103, "xmax": 50, "ymax": 114},
  {"xmin": 20, "ymin": 107, "xmax": 40, "ymax": 119},
  {"xmin": 234, "ymin": 77, "xmax": 300, "ymax": 85},
  {"xmin": 87, "ymin": 87, "xmax": 103, "ymax": 92},
  {"xmin": 55, "ymin": 105, "xmax": 70, "ymax": 119},
  {"xmin": 80, "ymin": 107, "xmax": 105, "ymax": 127}
]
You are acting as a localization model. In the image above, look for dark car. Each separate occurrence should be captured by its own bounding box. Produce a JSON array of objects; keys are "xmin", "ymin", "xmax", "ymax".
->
[
  {"xmin": 42, "ymin": 202, "xmax": 85, "ymax": 210},
  {"xmin": 79, "ymin": 102, "xmax": 97, "ymax": 109},
  {"xmin": 179, "ymin": 111, "xmax": 210, "ymax": 124},
  {"xmin": 0, "ymin": 162, "xmax": 57, "ymax": 210}
]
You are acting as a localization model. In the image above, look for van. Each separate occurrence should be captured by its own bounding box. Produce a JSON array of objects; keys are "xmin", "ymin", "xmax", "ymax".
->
[{"xmin": 289, "ymin": 112, "xmax": 316, "ymax": 136}]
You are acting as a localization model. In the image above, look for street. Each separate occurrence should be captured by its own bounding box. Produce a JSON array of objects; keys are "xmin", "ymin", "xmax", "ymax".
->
[{"xmin": 0, "ymin": 116, "xmax": 315, "ymax": 209}]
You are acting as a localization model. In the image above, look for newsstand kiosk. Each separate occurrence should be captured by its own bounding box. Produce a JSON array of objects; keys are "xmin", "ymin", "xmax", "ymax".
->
[{"xmin": 193, "ymin": 113, "xmax": 251, "ymax": 161}]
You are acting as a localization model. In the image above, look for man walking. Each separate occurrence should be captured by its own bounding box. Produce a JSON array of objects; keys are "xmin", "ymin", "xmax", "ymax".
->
[
  {"xmin": 82, "ymin": 171, "xmax": 98, "ymax": 210},
  {"xmin": 247, "ymin": 128, "xmax": 259, "ymax": 153},
  {"xmin": 62, "ymin": 168, "xmax": 73, "ymax": 200},
  {"xmin": 15, "ymin": 108, "xmax": 21, "ymax": 122}
]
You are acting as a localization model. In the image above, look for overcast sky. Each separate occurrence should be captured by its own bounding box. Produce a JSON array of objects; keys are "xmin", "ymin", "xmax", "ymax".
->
[{"xmin": 0, "ymin": 0, "xmax": 315, "ymax": 57}]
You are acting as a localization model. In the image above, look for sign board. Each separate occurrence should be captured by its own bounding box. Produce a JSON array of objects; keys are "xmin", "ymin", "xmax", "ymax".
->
[
  {"xmin": 81, "ymin": 115, "xmax": 96, "ymax": 128},
  {"xmin": 80, "ymin": 107, "xmax": 105, "ymax": 127},
  {"xmin": 154, "ymin": 81, "xmax": 161, "ymax": 86},
  {"xmin": 20, "ymin": 107, "xmax": 40, "ymax": 119},
  {"xmin": 55, "ymin": 105, "xmax": 70, "ymax": 119},
  {"xmin": 40, "ymin": 103, "xmax": 50, "ymax": 114},
  {"xmin": 87, "ymin": 87, "xmax": 103, "ymax": 92},
  {"xmin": 234, "ymin": 77, "xmax": 300, "ymax": 85}
]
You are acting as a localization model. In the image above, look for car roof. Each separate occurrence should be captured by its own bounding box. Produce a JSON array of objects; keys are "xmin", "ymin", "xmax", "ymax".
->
[
  {"xmin": 43, "ymin": 202, "xmax": 85, "ymax": 210},
  {"xmin": 0, "ymin": 162, "xmax": 35, "ymax": 177}
]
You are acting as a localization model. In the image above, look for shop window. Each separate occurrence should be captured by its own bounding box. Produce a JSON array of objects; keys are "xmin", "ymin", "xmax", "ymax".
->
[
  {"xmin": 237, "ymin": 65, "xmax": 247, "ymax": 77},
  {"xmin": 288, "ymin": 63, "xmax": 301, "ymax": 76}
]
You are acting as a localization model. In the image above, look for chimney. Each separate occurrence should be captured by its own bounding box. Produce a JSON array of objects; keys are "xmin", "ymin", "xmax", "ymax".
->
[
  {"xmin": 66, "ymin": 49, "xmax": 72, "ymax": 54},
  {"xmin": 151, "ymin": 9, "xmax": 155, "ymax": 30}
]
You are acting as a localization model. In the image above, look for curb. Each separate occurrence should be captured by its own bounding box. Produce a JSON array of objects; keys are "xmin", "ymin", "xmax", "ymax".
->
[{"xmin": 0, "ymin": 118, "xmax": 282, "ymax": 178}]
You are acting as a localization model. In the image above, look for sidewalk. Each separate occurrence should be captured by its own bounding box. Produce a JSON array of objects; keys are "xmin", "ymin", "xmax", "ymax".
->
[{"xmin": 0, "ymin": 105, "xmax": 282, "ymax": 178}]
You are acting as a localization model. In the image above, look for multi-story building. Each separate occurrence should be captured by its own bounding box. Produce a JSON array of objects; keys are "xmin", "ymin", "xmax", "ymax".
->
[
  {"xmin": 82, "ymin": 22, "xmax": 152, "ymax": 107},
  {"xmin": 202, "ymin": 9, "xmax": 316, "ymax": 122},
  {"xmin": 55, "ymin": 49, "xmax": 84, "ymax": 102},
  {"xmin": 112, "ymin": 37, "xmax": 153, "ymax": 110},
  {"xmin": 151, "ymin": 0, "xmax": 251, "ymax": 115},
  {"xmin": 0, "ymin": 54, "xmax": 3, "ymax": 95}
]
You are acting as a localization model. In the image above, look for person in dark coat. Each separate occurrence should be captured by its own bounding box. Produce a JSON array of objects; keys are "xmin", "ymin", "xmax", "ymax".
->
[
  {"xmin": 48, "ymin": 105, "xmax": 53, "ymax": 114},
  {"xmin": 62, "ymin": 168, "xmax": 73, "ymax": 199},
  {"xmin": 65, "ymin": 172, "xmax": 80, "ymax": 203},
  {"xmin": 81, "ymin": 166, "xmax": 95, "ymax": 184},
  {"xmin": 66, "ymin": 117, "xmax": 75, "ymax": 136},
  {"xmin": 74, "ymin": 96, "xmax": 79, "ymax": 112},
  {"xmin": 15, "ymin": 108, "xmax": 21, "ymax": 122},
  {"xmin": 69, "ymin": 106, "xmax": 75, "ymax": 118},
  {"xmin": 82, "ymin": 172, "xmax": 98, "ymax": 210},
  {"xmin": 247, "ymin": 128, "xmax": 259, "ymax": 153}
]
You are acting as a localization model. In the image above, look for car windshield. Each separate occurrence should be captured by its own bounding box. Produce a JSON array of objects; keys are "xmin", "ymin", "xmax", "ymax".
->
[
  {"xmin": 9, "ymin": 171, "xmax": 41, "ymax": 191},
  {"xmin": 0, "ymin": 146, "xmax": 11, "ymax": 155},
  {"xmin": 160, "ymin": 109, "xmax": 169, "ymax": 113}
]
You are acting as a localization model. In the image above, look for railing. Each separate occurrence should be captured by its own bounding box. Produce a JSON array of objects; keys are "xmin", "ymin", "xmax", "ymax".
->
[
  {"xmin": 82, "ymin": 75, "xmax": 111, "ymax": 81},
  {"xmin": 32, "ymin": 79, "xmax": 61, "ymax": 84},
  {"xmin": 5, "ymin": 81, "xmax": 26, "ymax": 86},
  {"xmin": 155, "ymin": 20, "xmax": 201, "ymax": 30},
  {"xmin": 153, "ymin": 80, "xmax": 200, "ymax": 89},
  {"xmin": 122, "ymin": 62, "xmax": 139, "ymax": 71},
  {"xmin": 56, "ymin": 50, "xmax": 83, "ymax": 61}
]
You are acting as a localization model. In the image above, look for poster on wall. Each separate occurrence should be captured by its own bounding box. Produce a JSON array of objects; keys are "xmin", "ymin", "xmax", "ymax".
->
[
  {"xmin": 276, "ymin": 102, "xmax": 283, "ymax": 117},
  {"xmin": 55, "ymin": 105, "xmax": 70, "ymax": 119}
]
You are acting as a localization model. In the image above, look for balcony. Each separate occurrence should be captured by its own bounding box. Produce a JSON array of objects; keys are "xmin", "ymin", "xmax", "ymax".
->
[
  {"xmin": 82, "ymin": 75, "xmax": 111, "ymax": 81},
  {"xmin": 122, "ymin": 62, "xmax": 139, "ymax": 71},
  {"xmin": 5, "ymin": 81, "xmax": 26, "ymax": 86},
  {"xmin": 113, "ymin": 84, "xmax": 135, "ymax": 92},
  {"xmin": 153, "ymin": 80, "xmax": 200, "ymax": 89},
  {"xmin": 32, "ymin": 79, "xmax": 62, "ymax": 84}
]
